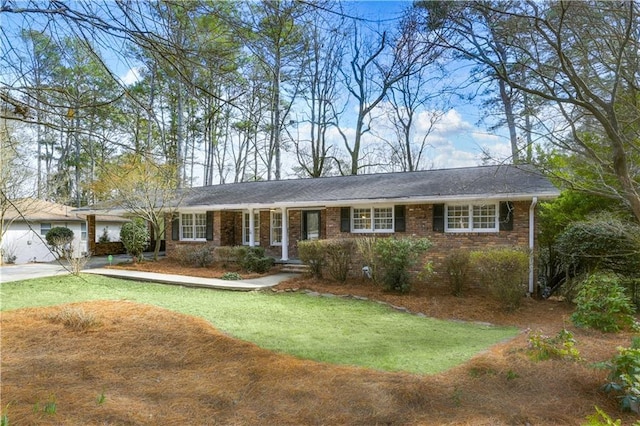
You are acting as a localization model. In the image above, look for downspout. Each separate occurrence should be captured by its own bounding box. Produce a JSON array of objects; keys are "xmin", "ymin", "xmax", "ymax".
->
[{"xmin": 529, "ymin": 197, "xmax": 538, "ymax": 295}]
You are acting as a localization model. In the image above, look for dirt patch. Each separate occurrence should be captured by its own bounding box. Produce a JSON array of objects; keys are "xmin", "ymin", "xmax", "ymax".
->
[{"xmin": 2, "ymin": 262, "xmax": 638, "ymax": 425}]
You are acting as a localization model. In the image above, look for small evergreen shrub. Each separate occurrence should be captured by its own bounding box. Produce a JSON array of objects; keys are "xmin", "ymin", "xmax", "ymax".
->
[
  {"xmin": 373, "ymin": 237, "xmax": 432, "ymax": 293},
  {"xmin": 298, "ymin": 240, "xmax": 325, "ymax": 278},
  {"xmin": 45, "ymin": 226, "xmax": 74, "ymax": 259},
  {"xmin": 599, "ymin": 339, "xmax": 640, "ymax": 413},
  {"xmin": 120, "ymin": 219, "xmax": 149, "ymax": 262},
  {"xmin": 324, "ymin": 239, "xmax": 354, "ymax": 283},
  {"xmin": 239, "ymin": 246, "xmax": 274, "ymax": 273},
  {"xmin": 221, "ymin": 272, "xmax": 242, "ymax": 281},
  {"xmin": 98, "ymin": 228, "xmax": 110, "ymax": 243},
  {"xmin": 445, "ymin": 249, "xmax": 471, "ymax": 297},
  {"xmin": 571, "ymin": 273, "xmax": 638, "ymax": 333},
  {"xmin": 471, "ymin": 248, "xmax": 529, "ymax": 311},
  {"xmin": 527, "ymin": 329, "xmax": 581, "ymax": 361}
]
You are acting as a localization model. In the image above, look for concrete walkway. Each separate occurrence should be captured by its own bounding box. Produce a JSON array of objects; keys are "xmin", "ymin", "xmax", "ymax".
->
[
  {"xmin": 83, "ymin": 268, "xmax": 297, "ymax": 291},
  {"xmin": 1, "ymin": 253, "xmax": 298, "ymax": 290}
]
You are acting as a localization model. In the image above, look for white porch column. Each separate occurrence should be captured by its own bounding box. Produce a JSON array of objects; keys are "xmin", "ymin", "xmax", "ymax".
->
[
  {"xmin": 248, "ymin": 207, "xmax": 255, "ymax": 247},
  {"xmin": 281, "ymin": 207, "xmax": 289, "ymax": 261}
]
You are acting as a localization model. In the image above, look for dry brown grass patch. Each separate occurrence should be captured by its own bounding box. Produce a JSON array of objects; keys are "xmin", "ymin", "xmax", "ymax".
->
[{"xmin": 2, "ymin": 274, "xmax": 639, "ymax": 424}]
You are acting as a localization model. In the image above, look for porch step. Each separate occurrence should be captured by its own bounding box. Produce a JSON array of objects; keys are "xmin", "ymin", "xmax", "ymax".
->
[{"xmin": 280, "ymin": 263, "xmax": 310, "ymax": 274}]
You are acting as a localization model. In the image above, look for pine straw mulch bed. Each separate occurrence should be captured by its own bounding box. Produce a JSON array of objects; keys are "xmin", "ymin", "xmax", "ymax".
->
[{"xmin": 2, "ymin": 260, "xmax": 639, "ymax": 425}]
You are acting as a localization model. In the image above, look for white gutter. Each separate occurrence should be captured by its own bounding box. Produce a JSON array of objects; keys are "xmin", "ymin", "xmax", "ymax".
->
[{"xmin": 529, "ymin": 196, "xmax": 538, "ymax": 295}]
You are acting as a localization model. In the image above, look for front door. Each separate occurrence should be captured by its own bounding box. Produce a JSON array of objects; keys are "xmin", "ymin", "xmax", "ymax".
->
[{"xmin": 302, "ymin": 210, "xmax": 320, "ymax": 240}]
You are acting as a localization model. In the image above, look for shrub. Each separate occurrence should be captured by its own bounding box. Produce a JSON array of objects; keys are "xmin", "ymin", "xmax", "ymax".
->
[
  {"xmin": 599, "ymin": 340, "xmax": 640, "ymax": 413},
  {"xmin": 373, "ymin": 237, "xmax": 432, "ymax": 293},
  {"xmin": 555, "ymin": 216, "xmax": 640, "ymax": 277},
  {"xmin": 45, "ymin": 226, "xmax": 74, "ymax": 259},
  {"xmin": 120, "ymin": 219, "xmax": 149, "ymax": 262},
  {"xmin": 298, "ymin": 240, "xmax": 325, "ymax": 278},
  {"xmin": 47, "ymin": 307, "xmax": 101, "ymax": 332},
  {"xmin": 471, "ymin": 248, "xmax": 529, "ymax": 311},
  {"xmin": 215, "ymin": 246, "xmax": 244, "ymax": 266},
  {"xmin": 221, "ymin": 272, "xmax": 242, "ymax": 281},
  {"xmin": 188, "ymin": 245, "xmax": 215, "ymax": 267},
  {"xmin": 571, "ymin": 273, "xmax": 638, "ymax": 332},
  {"xmin": 98, "ymin": 228, "xmax": 110, "ymax": 243},
  {"xmin": 324, "ymin": 239, "xmax": 354, "ymax": 283},
  {"xmin": 444, "ymin": 249, "xmax": 471, "ymax": 297},
  {"xmin": 239, "ymin": 246, "xmax": 274, "ymax": 273},
  {"xmin": 527, "ymin": 329, "xmax": 581, "ymax": 361}
]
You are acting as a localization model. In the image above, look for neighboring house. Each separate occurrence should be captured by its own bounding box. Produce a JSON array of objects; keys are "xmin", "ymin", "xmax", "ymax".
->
[
  {"xmin": 158, "ymin": 164, "xmax": 558, "ymax": 292},
  {"xmin": 1, "ymin": 199, "xmax": 128, "ymax": 264}
]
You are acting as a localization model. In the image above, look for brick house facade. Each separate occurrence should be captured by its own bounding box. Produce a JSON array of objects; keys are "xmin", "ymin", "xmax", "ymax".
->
[{"xmin": 160, "ymin": 165, "xmax": 558, "ymax": 292}]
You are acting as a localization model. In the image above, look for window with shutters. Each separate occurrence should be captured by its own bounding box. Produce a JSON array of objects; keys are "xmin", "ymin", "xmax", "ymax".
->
[
  {"xmin": 351, "ymin": 206, "xmax": 394, "ymax": 233},
  {"xmin": 445, "ymin": 203, "xmax": 498, "ymax": 232},
  {"xmin": 181, "ymin": 213, "xmax": 207, "ymax": 240}
]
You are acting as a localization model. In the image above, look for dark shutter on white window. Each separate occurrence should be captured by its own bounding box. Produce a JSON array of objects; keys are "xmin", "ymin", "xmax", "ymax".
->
[
  {"xmin": 433, "ymin": 204, "xmax": 445, "ymax": 233},
  {"xmin": 499, "ymin": 201, "xmax": 514, "ymax": 231},
  {"xmin": 340, "ymin": 207, "xmax": 350, "ymax": 232},
  {"xmin": 394, "ymin": 205, "xmax": 406, "ymax": 232},
  {"xmin": 206, "ymin": 211, "xmax": 214, "ymax": 241},
  {"xmin": 171, "ymin": 215, "xmax": 180, "ymax": 240}
]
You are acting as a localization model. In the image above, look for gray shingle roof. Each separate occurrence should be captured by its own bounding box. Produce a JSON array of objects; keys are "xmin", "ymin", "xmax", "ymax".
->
[{"xmin": 178, "ymin": 165, "xmax": 558, "ymax": 209}]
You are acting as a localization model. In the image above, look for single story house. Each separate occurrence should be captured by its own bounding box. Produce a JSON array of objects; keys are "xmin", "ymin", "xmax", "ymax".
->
[
  {"xmin": 1, "ymin": 199, "xmax": 128, "ymax": 264},
  {"xmin": 154, "ymin": 164, "xmax": 558, "ymax": 293}
]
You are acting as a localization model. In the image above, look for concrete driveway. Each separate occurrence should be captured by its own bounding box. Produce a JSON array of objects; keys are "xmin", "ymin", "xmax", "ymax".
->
[{"xmin": 0, "ymin": 254, "xmax": 136, "ymax": 283}]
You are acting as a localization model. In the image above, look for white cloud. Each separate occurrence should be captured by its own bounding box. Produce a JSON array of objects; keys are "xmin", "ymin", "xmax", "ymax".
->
[{"xmin": 119, "ymin": 67, "xmax": 142, "ymax": 86}]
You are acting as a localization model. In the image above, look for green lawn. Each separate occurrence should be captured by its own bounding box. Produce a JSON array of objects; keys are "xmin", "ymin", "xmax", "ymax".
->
[{"xmin": 0, "ymin": 274, "xmax": 518, "ymax": 374}]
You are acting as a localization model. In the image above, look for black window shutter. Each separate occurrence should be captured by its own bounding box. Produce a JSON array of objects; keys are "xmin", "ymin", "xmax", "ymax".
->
[
  {"xmin": 394, "ymin": 205, "xmax": 406, "ymax": 232},
  {"xmin": 433, "ymin": 204, "xmax": 445, "ymax": 233},
  {"xmin": 340, "ymin": 207, "xmax": 350, "ymax": 232},
  {"xmin": 499, "ymin": 201, "xmax": 514, "ymax": 231},
  {"xmin": 206, "ymin": 211, "xmax": 214, "ymax": 241},
  {"xmin": 171, "ymin": 215, "xmax": 180, "ymax": 240}
]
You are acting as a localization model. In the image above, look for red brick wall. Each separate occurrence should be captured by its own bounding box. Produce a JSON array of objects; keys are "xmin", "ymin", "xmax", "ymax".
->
[{"xmin": 165, "ymin": 202, "xmax": 536, "ymax": 285}]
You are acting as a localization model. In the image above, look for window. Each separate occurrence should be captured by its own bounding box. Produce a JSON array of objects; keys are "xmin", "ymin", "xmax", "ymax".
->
[
  {"xmin": 40, "ymin": 222, "xmax": 51, "ymax": 236},
  {"xmin": 181, "ymin": 213, "xmax": 207, "ymax": 240},
  {"xmin": 445, "ymin": 203, "xmax": 498, "ymax": 232},
  {"xmin": 243, "ymin": 211, "xmax": 260, "ymax": 245},
  {"xmin": 352, "ymin": 206, "xmax": 393, "ymax": 233},
  {"xmin": 270, "ymin": 211, "xmax": 282, "ymax": 245},
  {"xmin": 80, "ymin": 222, "xmax": 87, "ymax": 241}
]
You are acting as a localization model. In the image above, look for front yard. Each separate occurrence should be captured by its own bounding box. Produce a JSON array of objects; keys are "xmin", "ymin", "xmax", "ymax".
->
[{"xmin": 1, "ymin": 269, "xmax": 638, "ymax": 425}]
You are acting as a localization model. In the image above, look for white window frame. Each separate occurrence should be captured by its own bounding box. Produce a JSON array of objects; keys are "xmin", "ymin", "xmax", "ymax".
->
[
  {"xmin": 40, "ymin": 222, "xmax": 52, "ymax": 236},
  {"xmin": 180, "ymin": 212, "xmax": 207, "ymax": 241},
  {"xmin": 445, "ymin": 202, "xmax": 499, "ymax": 233},
  {"xmin": 351, "ymin": 206, "xmax": 394, "ymax": 233},
  {"xmin": 80, "ymin": 222, "xmax": 87, "ymax": 241},
  {"xmin": 243, "ymin": 211, "xmax": 260, "ymax": 245},
  {"xmin": 270, "ymin": 210, "xmax": 283, "ymax": 246}
]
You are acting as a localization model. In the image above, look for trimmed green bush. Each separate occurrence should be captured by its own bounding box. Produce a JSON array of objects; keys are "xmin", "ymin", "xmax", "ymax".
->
[
  {"xmin": 45, "ymin": 226, "xmax": 74, "ymax": 259},
  {"xmin": 471, "ymin": 248, "xmax": 529, "ymax": 311},
  {"xmin": 239, "ymin": 246, "xmax": 274, "ymax": 273},
  {"xmin": 373, "ymin": 237, "xmax": 432, "ymax": 293},
  {"xmin": 324, "ymin": 239, "xmax": 354, "ymax": 283},
  {"xmin": 571, "ymin": 273, "xmax": 637, "ymax": 332},
  {"xmin": 221, "ymin": 272, "xmax": 242, "ymax": 281},
  {"xmin": 120, "ymin": 219, "xmax": 149, "ymax": 262},
  {"xmin": 298, "ymin": 240, "xmax": 325, "ymax": 278},
  {"xmin": 173, "ymin": 244, "xmax": 215, "ymax": 267},
  {"xmin": 445, "ymin": 249, "xmax": 471, "ymax": 297}
]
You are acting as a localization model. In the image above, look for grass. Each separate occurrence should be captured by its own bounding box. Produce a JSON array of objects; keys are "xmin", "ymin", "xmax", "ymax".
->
[{"xmin": 0, "ymin": 274, "xmax": 517, "ymax": 374}]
